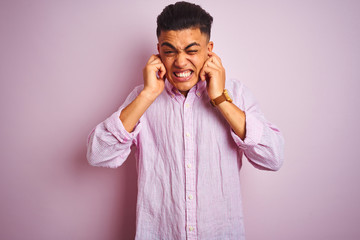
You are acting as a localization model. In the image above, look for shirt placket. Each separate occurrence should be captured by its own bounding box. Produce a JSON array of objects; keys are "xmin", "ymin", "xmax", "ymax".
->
[{"xmin": 183, "ymin": 93, "xmax": 197, "ymax": 240}]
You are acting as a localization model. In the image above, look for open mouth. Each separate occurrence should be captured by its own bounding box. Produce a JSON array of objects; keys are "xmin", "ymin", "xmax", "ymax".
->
[{"xmin": 173, "ymin": 70, "xmax": 194, "ymax": 81}]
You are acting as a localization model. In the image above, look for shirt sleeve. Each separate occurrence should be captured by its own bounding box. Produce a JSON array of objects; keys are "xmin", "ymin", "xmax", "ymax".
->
[
  {"xmin": 86, "ymin": 85, "xmax": 143, "ymax": 168},
  {"xmin": 229, "ymin": 81, "xmax": 284, "ymax": 171}
]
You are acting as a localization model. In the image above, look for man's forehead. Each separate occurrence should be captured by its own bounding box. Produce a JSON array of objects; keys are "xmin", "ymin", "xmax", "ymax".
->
[{"xmin": 158, "ymin": 28, "xmax": 208, "ymax": 47}]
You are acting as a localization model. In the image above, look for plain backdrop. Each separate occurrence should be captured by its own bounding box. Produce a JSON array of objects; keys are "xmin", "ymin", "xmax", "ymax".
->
[{"xmin": 1, "ymin": 0, "xmax": 359, "ymax": 239}]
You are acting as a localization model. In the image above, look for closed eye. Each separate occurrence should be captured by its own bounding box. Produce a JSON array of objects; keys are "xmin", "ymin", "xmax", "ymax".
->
[
  {"xmin": 164, "ymin": 50, "xmax": 177, "ymax": 55},
  {"xmin": 187, "ymin": 50, "xmax": 198, "ymax": 54}
]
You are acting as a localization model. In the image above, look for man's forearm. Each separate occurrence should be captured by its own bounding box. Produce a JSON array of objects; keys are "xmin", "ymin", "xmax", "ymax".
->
[
  {"xmin": 216, "ymin": 101, "xmax": 246, "ymax": 140},
  {"xmin": 119, "ymin": 90, "xmax": 156, "ymax": 133}
]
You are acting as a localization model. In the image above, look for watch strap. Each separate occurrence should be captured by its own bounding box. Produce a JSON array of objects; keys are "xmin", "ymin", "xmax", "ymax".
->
[{"xmin": 210, "ymin": 89, "xmax": 232, "ymax": 106}]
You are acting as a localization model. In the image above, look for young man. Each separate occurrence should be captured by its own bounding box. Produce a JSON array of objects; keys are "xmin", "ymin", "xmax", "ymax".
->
[{"xmin": 87, "ymin": 2, "xmax": 284, "ymax": 239}]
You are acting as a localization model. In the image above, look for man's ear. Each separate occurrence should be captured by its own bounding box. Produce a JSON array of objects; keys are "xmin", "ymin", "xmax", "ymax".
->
[
  {"xmin": 157, "ymin": 43, "xmax": 160, "ymax": 54},
  {"xmin": 207, "ymin": 41, "xmax": 214, "ymax": 53}
]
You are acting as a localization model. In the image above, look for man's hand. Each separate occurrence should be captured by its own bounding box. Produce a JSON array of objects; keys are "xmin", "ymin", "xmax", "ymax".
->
[
  {"xmin": 200, "ymin": 52, "xmax": 246, "ymax": 140},
  {"xmin": 142, "ymin": 54, "xmax": 166, "ymax": 101},
  {"xmin": 120, "ymin": 55, "xmax": 166, "ymax": 133},
  {"xmin": 199, "ymin": 52, "xmax": 226, "ymax": 100}
]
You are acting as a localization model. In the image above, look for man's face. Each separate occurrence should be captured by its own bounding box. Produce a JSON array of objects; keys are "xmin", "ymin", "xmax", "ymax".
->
[{"xmin": 157, "ymin": 28, "xmax": 213, "ymax": 95}]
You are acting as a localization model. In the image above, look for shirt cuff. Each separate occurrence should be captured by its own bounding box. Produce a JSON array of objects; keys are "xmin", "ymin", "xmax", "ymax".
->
[
  {"xmin": 231, "ymin": 113, "xmax": 264, "ymax": 149},
  {"xmin": 103, "ymin": 108, "xmax": 141, "ymax": 144}
]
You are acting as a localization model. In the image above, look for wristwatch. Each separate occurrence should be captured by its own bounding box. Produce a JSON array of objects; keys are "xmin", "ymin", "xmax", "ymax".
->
[{"xmin": 210, "ymin": 89, "xmax": 233, "ymax": 106}]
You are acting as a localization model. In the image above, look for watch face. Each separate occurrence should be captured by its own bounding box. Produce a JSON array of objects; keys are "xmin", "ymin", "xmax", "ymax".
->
[{"xmin": 224, "ymin": 90, "xmax": 232, "ymax": 102}]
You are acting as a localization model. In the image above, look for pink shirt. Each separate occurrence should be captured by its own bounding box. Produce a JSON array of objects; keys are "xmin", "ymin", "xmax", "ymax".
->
[{"xmin": 87, "ymin": 79, "xmax": 284, "ymax": 240}]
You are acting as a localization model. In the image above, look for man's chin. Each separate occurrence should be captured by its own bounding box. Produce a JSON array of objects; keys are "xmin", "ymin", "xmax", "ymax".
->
[{"xmin": 171, "ymin": 80, "xmax": 199, "ymax": 92}]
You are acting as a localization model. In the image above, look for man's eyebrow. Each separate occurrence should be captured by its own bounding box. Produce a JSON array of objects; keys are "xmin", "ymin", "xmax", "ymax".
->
[
  {"xmin": 161, "ymin": 42, "xmax": 176, "ymax": 49},
  {"xmin": 185, "ymin": 42, "xmax": 200, "ymax": 50},
  {"xmin": 160, "ymin": 42, "xmax": 200, "ymax": 50}
]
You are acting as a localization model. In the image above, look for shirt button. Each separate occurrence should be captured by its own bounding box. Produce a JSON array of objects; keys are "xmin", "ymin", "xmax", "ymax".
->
[
  {"xmin": 187, "ymin": 163, "xmax": 192, "ymax": 168},
  {"xmin": 185, "ymin": 103, "xmax": 190, "ymax": 108},
  {"xmin": 186, "ymin": 132, "xmax": 190, "ymax": 137},
  {"xmin": 189, "ymin": 226, "xmax": 194, "ymax": 231},
  {"xmin": 196, "ymin": 92, "xmax": 201, "ymax": 97},
  {"xmin": 188, "ymin": 194, "xmax": 193, "ymax": 200}
]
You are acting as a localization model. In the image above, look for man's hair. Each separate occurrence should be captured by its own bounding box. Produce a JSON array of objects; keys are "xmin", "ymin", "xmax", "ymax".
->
[{"xmin": 156, "ymin": 1, "xmax": 213, "ymax": 40}]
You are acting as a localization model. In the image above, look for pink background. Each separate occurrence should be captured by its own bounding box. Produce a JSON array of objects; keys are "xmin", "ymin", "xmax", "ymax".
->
[{"xmin": 1, "ymin": 0, "xmax": 359, "ymax": 239}]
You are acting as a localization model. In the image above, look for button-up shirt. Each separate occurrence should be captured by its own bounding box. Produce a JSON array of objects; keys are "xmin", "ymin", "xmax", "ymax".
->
[{"xmin": 87, "ymin": 79, "xmax": 284, "ymax": 240}]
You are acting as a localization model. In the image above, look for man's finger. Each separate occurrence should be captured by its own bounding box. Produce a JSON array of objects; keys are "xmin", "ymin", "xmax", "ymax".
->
[
  {"xmin": 209, "ymin": 55, "xmax": 222, "ymax": 67},
  {"xmin": 199, "ymin": 67, "xmax": 207, "ymax": 81},
  {"xmin": 147, "ymin": 54, "xmax": 161, "ymax": 64},
  {"xmin": 200, "ymin": 65, "xmax": 217, "ymax": 81},
  {"xmin": 157, "ymin": 63, "xmax": 166, "ymax": 79},
  {"xmin": 205, "ymin": 61, "xmax": 221, "ymax": 71}
]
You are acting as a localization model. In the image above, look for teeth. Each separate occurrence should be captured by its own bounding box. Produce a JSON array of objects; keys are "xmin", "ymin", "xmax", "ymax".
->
[{"xmin": 175, "ymin": 71, "xmax": 191, "ymax": 78}]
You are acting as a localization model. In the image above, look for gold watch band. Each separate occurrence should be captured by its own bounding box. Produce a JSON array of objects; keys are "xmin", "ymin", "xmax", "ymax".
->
[{"xmin": 210, "ymin": 89, "xmax": 233, "ymax": 106}]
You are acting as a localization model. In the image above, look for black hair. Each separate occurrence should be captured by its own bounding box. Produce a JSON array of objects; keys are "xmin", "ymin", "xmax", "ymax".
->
[{"xmin": 156, "ymin": 1, "xmax": 213, "ymax": 40}]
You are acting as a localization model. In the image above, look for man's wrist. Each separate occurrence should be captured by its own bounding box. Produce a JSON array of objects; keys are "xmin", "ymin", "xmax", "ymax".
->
[
  {"xmin": 210, "ymin": 89, "xmax": 232, "ymax": 107},
  {"xmin": 209, "ymin": 90, "xmax": 223, "ymax": 100},
  {"xmin": 139, "ymin": 89, "xmax": 158, "ymax": 103}
]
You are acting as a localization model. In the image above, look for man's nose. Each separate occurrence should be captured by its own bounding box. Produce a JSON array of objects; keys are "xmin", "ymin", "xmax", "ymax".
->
[{"xmin": 174, "ymin": 52, "xmax": 188, "ymax": 68}]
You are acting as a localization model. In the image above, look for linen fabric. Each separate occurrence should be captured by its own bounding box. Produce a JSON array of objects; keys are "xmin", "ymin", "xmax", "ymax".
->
[{"xmin": 87, "ymin": 79, "xmax": 284, "ymax": 240}]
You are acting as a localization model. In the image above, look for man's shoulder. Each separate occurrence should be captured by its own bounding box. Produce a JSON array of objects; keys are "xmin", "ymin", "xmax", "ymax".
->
[
  {"xmin": 132, "ymin": 84, "xmax": 144, "ymax": 94},
  {"xmin": 226, "ymin": 78, "xmax": 245, "ymax": 95},
  {"xmin": 121, "ymin": 84, "xmax": 144, "ymax": 106}
]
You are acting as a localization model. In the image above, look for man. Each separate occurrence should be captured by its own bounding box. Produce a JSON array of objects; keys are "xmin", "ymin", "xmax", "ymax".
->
[{"xmin": 87, "ymin": 2, "xmax": 284, "ymax": 239}]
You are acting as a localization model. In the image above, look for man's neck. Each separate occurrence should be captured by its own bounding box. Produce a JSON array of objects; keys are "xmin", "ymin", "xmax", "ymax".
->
[{"xmin": 179, "ymin": 90, "xmax": 189, "ymax": 97}]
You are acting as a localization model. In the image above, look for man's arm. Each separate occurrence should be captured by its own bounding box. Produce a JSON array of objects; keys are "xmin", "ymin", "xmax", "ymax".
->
[
  {"xmin": 120, "ymin": 54, "xmax": 166, "ymax": 132},
  {"xmin": 86, "ymin": 55, "xmax": 166, "ymax": 168},
  {"xmin": 200, "ymin": 52, "xmax": 283, "ymax": 170},
  {"xmin": 200, "ymin": 52, "xmax": 246, "ymax": 140},
  {"xmin": 215, "ymin": 101, "xmax": 246, "ymax": 140}
]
